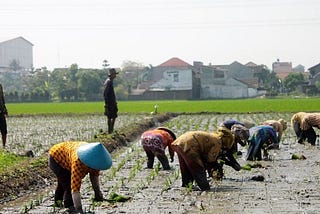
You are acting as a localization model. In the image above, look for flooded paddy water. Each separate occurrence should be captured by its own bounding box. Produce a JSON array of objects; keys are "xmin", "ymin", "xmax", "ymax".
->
[{"xmin": 1, "ymin": 112, "xmax": 320, "ymax": 213}]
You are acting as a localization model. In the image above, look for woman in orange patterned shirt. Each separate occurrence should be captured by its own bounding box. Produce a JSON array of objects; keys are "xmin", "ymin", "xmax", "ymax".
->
[{"xmin": 49, "ymin": 141, "xmax": 112, "ymax": 213}]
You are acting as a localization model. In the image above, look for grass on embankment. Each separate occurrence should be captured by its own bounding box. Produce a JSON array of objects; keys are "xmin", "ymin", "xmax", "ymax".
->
[
  {"xmin": 6, "ymin": 98, "xmax": 320, "ymax": 115},
  {"xmin": 0, "ymin": 150, "xmax": 28, "ymax": 171}
]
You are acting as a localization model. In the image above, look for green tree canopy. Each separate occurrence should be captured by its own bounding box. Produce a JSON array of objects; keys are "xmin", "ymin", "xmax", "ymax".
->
[{"xmin": 283, "ymin": 72, "xmax": 305, "ymax": 92}]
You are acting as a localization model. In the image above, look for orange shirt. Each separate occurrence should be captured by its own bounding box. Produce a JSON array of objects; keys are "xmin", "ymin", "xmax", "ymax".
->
[{"xmin": 49, "ymin": 141, "xmax": 100, "ymax": 192}]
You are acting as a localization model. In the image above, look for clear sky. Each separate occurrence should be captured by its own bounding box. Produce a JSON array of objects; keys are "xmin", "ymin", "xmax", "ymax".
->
[{"xmin": 1, "ymin": 0, "xmax": 319, "ymax": 70}]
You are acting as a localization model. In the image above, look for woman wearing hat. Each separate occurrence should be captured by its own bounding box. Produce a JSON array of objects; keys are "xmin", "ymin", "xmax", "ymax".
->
[
  {"xmin": 103, "ymin": 68, "xmax": 118, "ymax": 134},
  {"xmin": 49, "ymin": 142, "xmax": 112, "ymax": 213},
  {"xmin": 172, "ymin": 127, "xmax": 241, "ymax": 191},
  {"xmin": 140, "ymin": 127, "xmax": 176, "ymax": 170},
  {"xmin": 246, "ymin": 125, "xmax": 279, "ymax": 161}
]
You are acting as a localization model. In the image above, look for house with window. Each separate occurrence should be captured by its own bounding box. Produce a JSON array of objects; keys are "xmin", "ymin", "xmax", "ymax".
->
[
  {"xmin": 128, "ymin": 57, "xmax": 265, "ymax": 100},
  {"xmin": 195, "ymin": 61, "xmax": 263, "ymax": 99},
  {"xmin": 0, "ymin": 36, "xmax": 33, "ymax": 72},
  {"xmin": 132, "ymin": 57, "xmax": 194, "ymax": 100}
]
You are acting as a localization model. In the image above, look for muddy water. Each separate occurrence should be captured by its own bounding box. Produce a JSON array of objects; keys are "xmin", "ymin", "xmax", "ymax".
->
[{"xmin": 1, "ymin": 113, "xmax": 320, "ymax": 213}]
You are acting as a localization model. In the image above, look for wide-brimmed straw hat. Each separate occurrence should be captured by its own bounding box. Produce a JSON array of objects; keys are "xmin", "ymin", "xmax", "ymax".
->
[{"xmin": 77, "ymin": 142, "xmax": 112, "ymax": 170}]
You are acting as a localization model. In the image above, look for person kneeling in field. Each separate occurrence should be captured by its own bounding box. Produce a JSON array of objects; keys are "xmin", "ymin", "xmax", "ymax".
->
[
  {"xmin": 172, "ymin": 127, "xmax": 241, "ymax": 191},
  {"xmin": 291, "ymin": 112, "xmax": 320, "ymax": 145},
  {"xmin": 246, "ymin": 125, "xmax": 279, "ymax": 161},
  {"xmin": 49, "ymin": 142, "xmax": 112, "ymax": 213},
  {"xmin": 260, "ymin": 118, "xmax": 287, "ymax": 142},
  {"xmin": 140, "ymin": 127, "xmax": 176, "ymax": 170}
]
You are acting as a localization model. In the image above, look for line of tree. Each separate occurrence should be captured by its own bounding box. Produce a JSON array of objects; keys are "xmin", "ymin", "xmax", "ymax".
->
[
  {"xmin": 2, "ymin": 60, "xmax": 145, "ymax": 103},
  {"xmin": 1, "ymin": 60, "xmax": 318, "ymax": 103}
]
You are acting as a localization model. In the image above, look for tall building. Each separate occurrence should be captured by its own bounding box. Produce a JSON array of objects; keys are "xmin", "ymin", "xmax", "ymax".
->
[{"xmin": 272, "ymin": 59, "xmax": 292, "ymax": 80}]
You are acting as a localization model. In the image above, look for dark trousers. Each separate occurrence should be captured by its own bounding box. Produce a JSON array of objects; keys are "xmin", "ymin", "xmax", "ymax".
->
[
  {"xmin": 173, "ymin": 146, "xmax": 209, "ymax": 191},
  {"xmin": 144, "ymin": 148, "xmax": 170, "ymax": 170},
  {"xmin": 48, "ymin": 155, "xmax": 73, "ymax": 208},
  {"xmin": 294, "ymin": 122, "xmax": 317, "ymax": 145},
  {"xmin": 246, "ymin": 140, "xmax": 263, "ymax": 161}
]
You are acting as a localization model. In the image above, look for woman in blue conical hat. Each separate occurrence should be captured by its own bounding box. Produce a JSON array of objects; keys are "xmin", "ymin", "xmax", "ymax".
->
[{"xmin": 48, "ymin": 141, "xmax": 112, "ymax": 213}]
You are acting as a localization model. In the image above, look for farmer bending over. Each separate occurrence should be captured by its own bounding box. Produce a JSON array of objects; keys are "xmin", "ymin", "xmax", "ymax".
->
[
  {"xmin": 246, "ymin": 125, "xmax": 279, "ymax": 161},
  {"xmin": 49, "ymin": 142, "xmax": 112, "ymax": 213},
  {"xmin": 291, "ymin": 112, "xmax": 320, "ymax": 145},
  {"xmin": 172, "ymin": 127, "xmax": 241, "ymax": 191},
  {"xmin": 220, "ymin": 120, "xmax": 250, "ymax": 155},
  {"xmin": 141, "ymin": 127, "xmax": 176, "ymax": 170},
  {"xmin": 261, "ymin": 118, "xmax": 287, "ymax": 142}
]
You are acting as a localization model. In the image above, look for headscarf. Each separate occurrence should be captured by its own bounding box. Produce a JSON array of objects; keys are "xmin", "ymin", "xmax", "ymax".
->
[
  {"xmin": 215, "ymin": 127, "xmax": 235, "ymax": 150},
  {"xmin": 231, "ymin": 124, "xmax": 250, "ymax": 141},
  {"xmin": 278, "ymin": 119, "xmax": 287, "ymax": 131}
]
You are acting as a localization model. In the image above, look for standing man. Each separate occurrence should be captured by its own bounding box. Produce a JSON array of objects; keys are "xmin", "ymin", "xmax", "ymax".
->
[
  {"xmin": 0, "ymin": 84, "xmax": 8, "ymax": 148},
  {"xmin": 104, "ymin": 68, "xmax": 118, "ymax": 134}
]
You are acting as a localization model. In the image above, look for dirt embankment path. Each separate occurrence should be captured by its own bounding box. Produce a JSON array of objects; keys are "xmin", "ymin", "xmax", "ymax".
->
[{"xmin": 1, "ymin": 113, "xmax": 320, "ymax": 213}]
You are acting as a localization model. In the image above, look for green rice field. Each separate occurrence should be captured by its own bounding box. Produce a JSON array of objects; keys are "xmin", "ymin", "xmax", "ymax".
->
[{"xmin": 6, "ymin": 98, "xmax": 320, "ymax": 115}]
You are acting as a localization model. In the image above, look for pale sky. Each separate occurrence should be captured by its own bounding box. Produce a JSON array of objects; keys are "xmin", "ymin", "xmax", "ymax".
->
[{"xmin": 1, "ymin": 0, "xmax": 319, "ymax": 70}]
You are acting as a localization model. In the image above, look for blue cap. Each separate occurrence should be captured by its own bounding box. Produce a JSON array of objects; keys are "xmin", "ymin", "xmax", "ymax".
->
[{"xmin": 77, "ymin": 142, "xmax": 112, "ymax": 170}]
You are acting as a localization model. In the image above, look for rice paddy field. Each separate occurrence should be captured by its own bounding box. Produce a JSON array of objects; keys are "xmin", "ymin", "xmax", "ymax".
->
[
  {"xmin": 1, "ymin": 99, "xmax": 320, "ymax": 213},
  {"xmin": 6, "ymin": 98, "xmax": 320, "ymax": 115}
]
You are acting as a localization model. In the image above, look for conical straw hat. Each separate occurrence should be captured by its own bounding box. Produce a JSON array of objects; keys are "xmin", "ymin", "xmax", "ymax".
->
[{"xmin": 77, "ymin": 142, "xmax": 112, "ymax": 170}]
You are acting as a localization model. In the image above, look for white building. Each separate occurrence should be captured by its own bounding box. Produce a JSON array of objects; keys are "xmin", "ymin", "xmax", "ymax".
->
[{"xmin": 0, "ymin": 37, "xmax": 33, "ymax": 72}]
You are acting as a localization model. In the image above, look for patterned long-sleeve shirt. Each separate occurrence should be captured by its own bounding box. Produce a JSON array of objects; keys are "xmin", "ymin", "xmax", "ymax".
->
[
  {"xmin": 141, "ymin": 129, "xmax": 175, "ymax": 159},
  {"xmin": 49, "ymin": 141, "xmax": 100, "ymax": 192},
  {"xmin": 172, "ymin": 131, "xmax": 223, "ymax": 168}
]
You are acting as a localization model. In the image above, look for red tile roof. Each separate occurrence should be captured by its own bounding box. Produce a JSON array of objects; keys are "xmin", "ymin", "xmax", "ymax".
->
[{"xmin": 158, "ymin": 57, "xmax": 191, "ymax": 67}]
